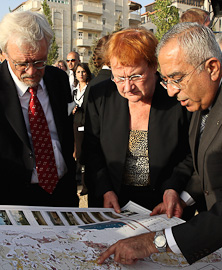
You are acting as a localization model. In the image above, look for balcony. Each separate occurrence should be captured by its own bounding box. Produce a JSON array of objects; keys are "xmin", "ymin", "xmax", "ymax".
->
[
  {"xmin": 76, "ymin": 39, "xmax": 93, "ymax": 47},
  {"xmin": 77, "ymin": 1, "xmax": 103, "ymax": 15},
  {"xmin": 128, "ymin": 12, "xmax": 141, "ymax": 23},
  {"xmin": 77, "ymin": 21, "xmax": 103, "ymax": 32}
]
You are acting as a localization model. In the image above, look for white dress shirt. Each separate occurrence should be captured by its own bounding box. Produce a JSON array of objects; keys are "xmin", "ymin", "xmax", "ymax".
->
[
  {"xmin": 69, "ymin": 70, "xmax": 75, "ymax": 95},
  {"xmin": 73, "ymin": 83, "xmax": 87, "ymax": 107},
  {"xmin": 8, "ymin": 61, "xmax": 67, "ymax": 183}
]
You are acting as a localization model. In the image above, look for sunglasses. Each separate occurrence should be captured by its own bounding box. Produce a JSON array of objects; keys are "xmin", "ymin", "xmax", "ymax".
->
[{"xmin": 66, "ymin": 59, "xmax": 76, "ymax": 63}]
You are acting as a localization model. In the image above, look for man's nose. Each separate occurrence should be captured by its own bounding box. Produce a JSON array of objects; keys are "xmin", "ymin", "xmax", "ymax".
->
[
  {"xmin": 167, "ymin": 84, "xmax": 180, "ymax": 97},
  {"xmin": 25, "ymin": 64, "xmax": 37, "ymax": 75}
]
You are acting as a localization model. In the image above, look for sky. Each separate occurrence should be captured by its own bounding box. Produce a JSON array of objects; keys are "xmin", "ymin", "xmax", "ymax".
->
[{"xmin": 0, "ymin": 0, "xmax": 153, "ymax": 22}]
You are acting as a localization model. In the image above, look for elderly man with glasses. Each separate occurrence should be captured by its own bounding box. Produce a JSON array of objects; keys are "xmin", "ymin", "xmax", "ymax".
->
[
  {"xmin": 0, "ymin": 11, "xmax": 79, "ymax": 207},
  {"xmin": 98, "ymin": 22, "xmax": 222, "ymax": 266}
]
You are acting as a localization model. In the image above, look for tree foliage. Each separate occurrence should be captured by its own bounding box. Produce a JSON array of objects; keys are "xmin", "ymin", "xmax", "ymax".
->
[
  {"xmin": 149, "ymin": 0, "xmax": 179, "ymax": 41},
  {"xmin": 88, "ymin": 36, "xmax": 99, "ymax": 76},
  {"xmin": 42, "ymin": 0, "xmax": 59, "ymax": 65}
]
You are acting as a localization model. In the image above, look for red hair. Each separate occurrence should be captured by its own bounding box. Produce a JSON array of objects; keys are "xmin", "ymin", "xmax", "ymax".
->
[{"xmin": 104, "ymin": 27, "xmax": 158, "ymax": 68}]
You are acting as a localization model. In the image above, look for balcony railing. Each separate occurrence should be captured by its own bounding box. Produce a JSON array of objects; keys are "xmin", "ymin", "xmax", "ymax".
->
[
  {"xmin": 76, "ymin": 38, "xmax": 93, "ymax": 47},
  {"xmin": 76, "ymin": 1, "xmax": 103, "ymax": 15},
  {"xmin": 77, "ymin": 21, "xmax": 103, "ymax": 31},
  {"xmin": 128, "ymin": 12, "xmax": 141, "ymax": 22}
]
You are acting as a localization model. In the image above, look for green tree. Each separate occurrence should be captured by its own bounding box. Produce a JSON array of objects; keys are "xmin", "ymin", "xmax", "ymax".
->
[
  {"xmin": 115, "ymin": 13, "xmax": 122, "ymax": 32},
  {"xmin": 149, "ymin": 0, "xmax": 179, "ymax": 41},
  {"xmin": 88, "ymin": 36, "xmax": 99, "ymax": 76},
  {"xmin": 42, "ymin": 0, "xmax": 59, "ymax": 65}
]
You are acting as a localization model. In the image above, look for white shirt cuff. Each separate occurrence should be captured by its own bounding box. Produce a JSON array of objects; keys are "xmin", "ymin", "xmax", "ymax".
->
[
  {"xmin": 165, "ymin": 228, "xmax": 182, "ymax": 254},
  {"xmin": 180, "ymin": 191, "xmax": 195, "ymax": 206}
]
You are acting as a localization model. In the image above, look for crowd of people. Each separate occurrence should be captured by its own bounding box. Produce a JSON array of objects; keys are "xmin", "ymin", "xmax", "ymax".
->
[{"xmin": 0, "ymin": 6, "xmax": 222, "ymax": 267}]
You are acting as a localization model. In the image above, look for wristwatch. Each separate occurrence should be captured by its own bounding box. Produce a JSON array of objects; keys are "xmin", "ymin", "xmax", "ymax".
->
[{"xmin": 153, "ymin": 230, "xmax": 167, "ymax": 253}]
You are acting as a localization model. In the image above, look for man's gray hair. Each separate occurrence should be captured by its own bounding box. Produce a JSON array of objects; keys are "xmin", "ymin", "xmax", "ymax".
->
[
  {"xmin": 0, "ymin": 11, "xmax": 53, "ymax": 53},
  {"xmin": 156, "ymin": 22, "xmax": 222, "ymax": 68}
]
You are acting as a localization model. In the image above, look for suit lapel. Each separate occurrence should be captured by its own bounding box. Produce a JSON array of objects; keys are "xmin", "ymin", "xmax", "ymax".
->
[
  {"xmin": 0, "ymin": 62, "xmax": 30, "ymax": 148},
  {"xmin": 197, "ymin": 86, "xmax": 222, "ymax": 179},
  {"xmin": 189, "ymin": 111, "xmax": 201, "ymax": 171}
]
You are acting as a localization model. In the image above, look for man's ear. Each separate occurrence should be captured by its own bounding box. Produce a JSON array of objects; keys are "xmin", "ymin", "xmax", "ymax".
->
[{"xmin": 206, "ymin": 58, "xmax": 221, "ymax": 81}]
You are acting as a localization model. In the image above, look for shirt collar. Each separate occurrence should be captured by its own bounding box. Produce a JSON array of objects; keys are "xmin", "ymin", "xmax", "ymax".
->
[
  {"xmin": 69, "ymin": 70, "xmax": 74, "ymax": 76},
  {"xmin": 102, "ymin": 65, "xmax": 111, "ymax": 70},
  {"xmin": 7, "ymin": 60, "xmax": 44, "ymax": 96}
]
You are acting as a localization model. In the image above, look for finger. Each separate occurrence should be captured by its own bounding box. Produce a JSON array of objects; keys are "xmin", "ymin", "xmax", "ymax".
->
[
  {"xmin": 112, "ymin": 201, "xmax": 121, "ymax": 214},
  {"xmin": 150, "ymin": 205, "xmax": 161, "ymax": 216},
  {"xmin": 166, "ymin": 202, "xmax": 174, "ymax": 218},
  {"xmin": 97, "ymin": 245, "xmax": 116, "ymax": 264}
]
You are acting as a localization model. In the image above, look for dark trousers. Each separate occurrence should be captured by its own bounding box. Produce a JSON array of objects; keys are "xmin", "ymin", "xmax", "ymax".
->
[{"xmin": 25, "ymin": 173, "xmax": 79, "ymax": 207}]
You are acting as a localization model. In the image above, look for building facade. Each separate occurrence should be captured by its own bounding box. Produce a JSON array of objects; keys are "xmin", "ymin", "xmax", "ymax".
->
[
  {"xmin": 141, "ymin": 0, "xmax": 222, "ymax": 34},
  {"xmin": 13, "ymin": 0, "xmax": 141, "ymax": 63}
]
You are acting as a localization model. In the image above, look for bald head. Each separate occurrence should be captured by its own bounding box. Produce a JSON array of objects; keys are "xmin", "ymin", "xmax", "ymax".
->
[{"xmin": 66, "ymin": 51, "xmax": 80, "ymax": 71}]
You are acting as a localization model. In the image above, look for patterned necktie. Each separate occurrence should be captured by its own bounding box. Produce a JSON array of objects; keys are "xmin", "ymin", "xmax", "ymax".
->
[
  {"xmin": 28, "ymin": 87, "xmax": 59, "ymax": 194},
  {"xmin": 200, "ymin": 109, "xmax": 209, "ymax": 136}
]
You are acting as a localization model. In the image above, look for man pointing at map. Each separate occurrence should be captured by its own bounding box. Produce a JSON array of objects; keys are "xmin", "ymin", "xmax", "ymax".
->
[{"xmin": 98, "ymin": 22, "xmax": 222, "ymax": 266}]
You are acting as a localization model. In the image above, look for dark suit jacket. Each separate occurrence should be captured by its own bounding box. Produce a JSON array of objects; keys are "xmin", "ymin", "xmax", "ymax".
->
[
  {"xmin": 82, "ymin": 74, "xmax": 193, "ymax": 201},
  {"xmin": 0, "ymin": 62, "xmax": 78, "ymax": 206},
  {"xmin": 172, "ymin": 85, "xmax": 222, "ymax": 264}
]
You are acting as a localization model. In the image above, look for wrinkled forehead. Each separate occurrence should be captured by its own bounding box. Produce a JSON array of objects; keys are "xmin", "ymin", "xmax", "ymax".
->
[{"xmin": 158, "ymin": 41, "xmax": 187, "ymax": 75}]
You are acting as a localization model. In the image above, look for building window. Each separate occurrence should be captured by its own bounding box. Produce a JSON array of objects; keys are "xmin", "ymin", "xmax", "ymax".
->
[
  {"xmin": 102, "ymin": 3, "xmax": 106, "ymax": 10},
  {"xmin": 78, "ymin": 32, "xmax": 83, "ymax": 39},
  {"xmin": 79, "ymin": 15, "xmax": 83, "ymax": 22},
  {"xmin": 88, "ymin": 33, "xmax": 93, "ymax": 39},
  {"xmin": 102, "ymin": 18, "xmax": 106, "ymax": 25},
  {"xmin": 88, "ymin": 50, "xmax": 92, "ymax": 56}
]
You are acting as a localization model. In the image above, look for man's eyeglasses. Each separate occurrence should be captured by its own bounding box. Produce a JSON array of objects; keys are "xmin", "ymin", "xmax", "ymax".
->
[
  {"xmin": 160, "ymin": 58, "xmax": 210, "ymax": 90},
  {"xmin": 66, "ymin": 59, "xmax": 76, "ymax": 63},
  {"xmin": 111, "ymin": 74, "xmax": 144, "ymax": 84},
  {"xmin": 8, "ymin": 55, "xmax": 47, "ymax": 71}
]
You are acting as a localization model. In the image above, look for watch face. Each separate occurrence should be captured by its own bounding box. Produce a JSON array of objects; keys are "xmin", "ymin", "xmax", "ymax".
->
[{"xmin": 155, "ymin": 235, "xmax": 166, "ymax": 248}]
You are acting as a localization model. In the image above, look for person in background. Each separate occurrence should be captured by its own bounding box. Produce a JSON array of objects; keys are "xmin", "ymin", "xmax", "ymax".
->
[
  {"xmin": 73, "ymin": 63, "xmax": 92, "ymax": 192},
  {"xmin": 180, "ymin": 7, "xmax": 210, "ymax": 26},
  {"xmin": 57, "ymin": 60, "xmax": 68, "ymax": 72},
  {"xmin": 82, "ymin": 34, "xmax": 112, "ymax": 116},
  {"xmin": 82, "ymin": 27, "xmax": 193, "ymax": 217},
  {"xmin": 98, "ymin": 22, "xmax": 222, "ymax": 266},
  {"xmin": 66, "ymin": 51, "xmax": 80, "ymax": 98},
  {"xmin": 79, "ymin": 35, "xmax": 112, "ymax": 196},
  {"xmin": 216, "ymin": 33, "xmax": 222, "ymax": 51},
  {"xmin": 0, "ymin": 10, "xmax": 79, "ymax": 207},
  {"xmin": 91, "ymin": 34, "xmax": 112, "ymax": 82}
]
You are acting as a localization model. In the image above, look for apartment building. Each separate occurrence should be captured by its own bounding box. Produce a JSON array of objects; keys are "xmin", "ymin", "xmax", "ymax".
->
[
  {"xmin": 13, "ymin": 0, "xmax": 142, "ymax": 63},
  {"xmin": 141, "ymin": 0, "xmax": 222, "ymax": 34}
]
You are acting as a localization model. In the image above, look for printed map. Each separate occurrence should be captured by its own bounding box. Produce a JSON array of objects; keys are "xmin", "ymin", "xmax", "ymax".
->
[{"xmin": 0, "ymin": 203, "xmax": 221, "ymax": 270}]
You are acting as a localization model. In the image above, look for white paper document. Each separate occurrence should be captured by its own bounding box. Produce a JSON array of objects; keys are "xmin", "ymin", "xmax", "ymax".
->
[{"xmin": 0, "ymin": 201, "xmax": 221, "ymax": 269}]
